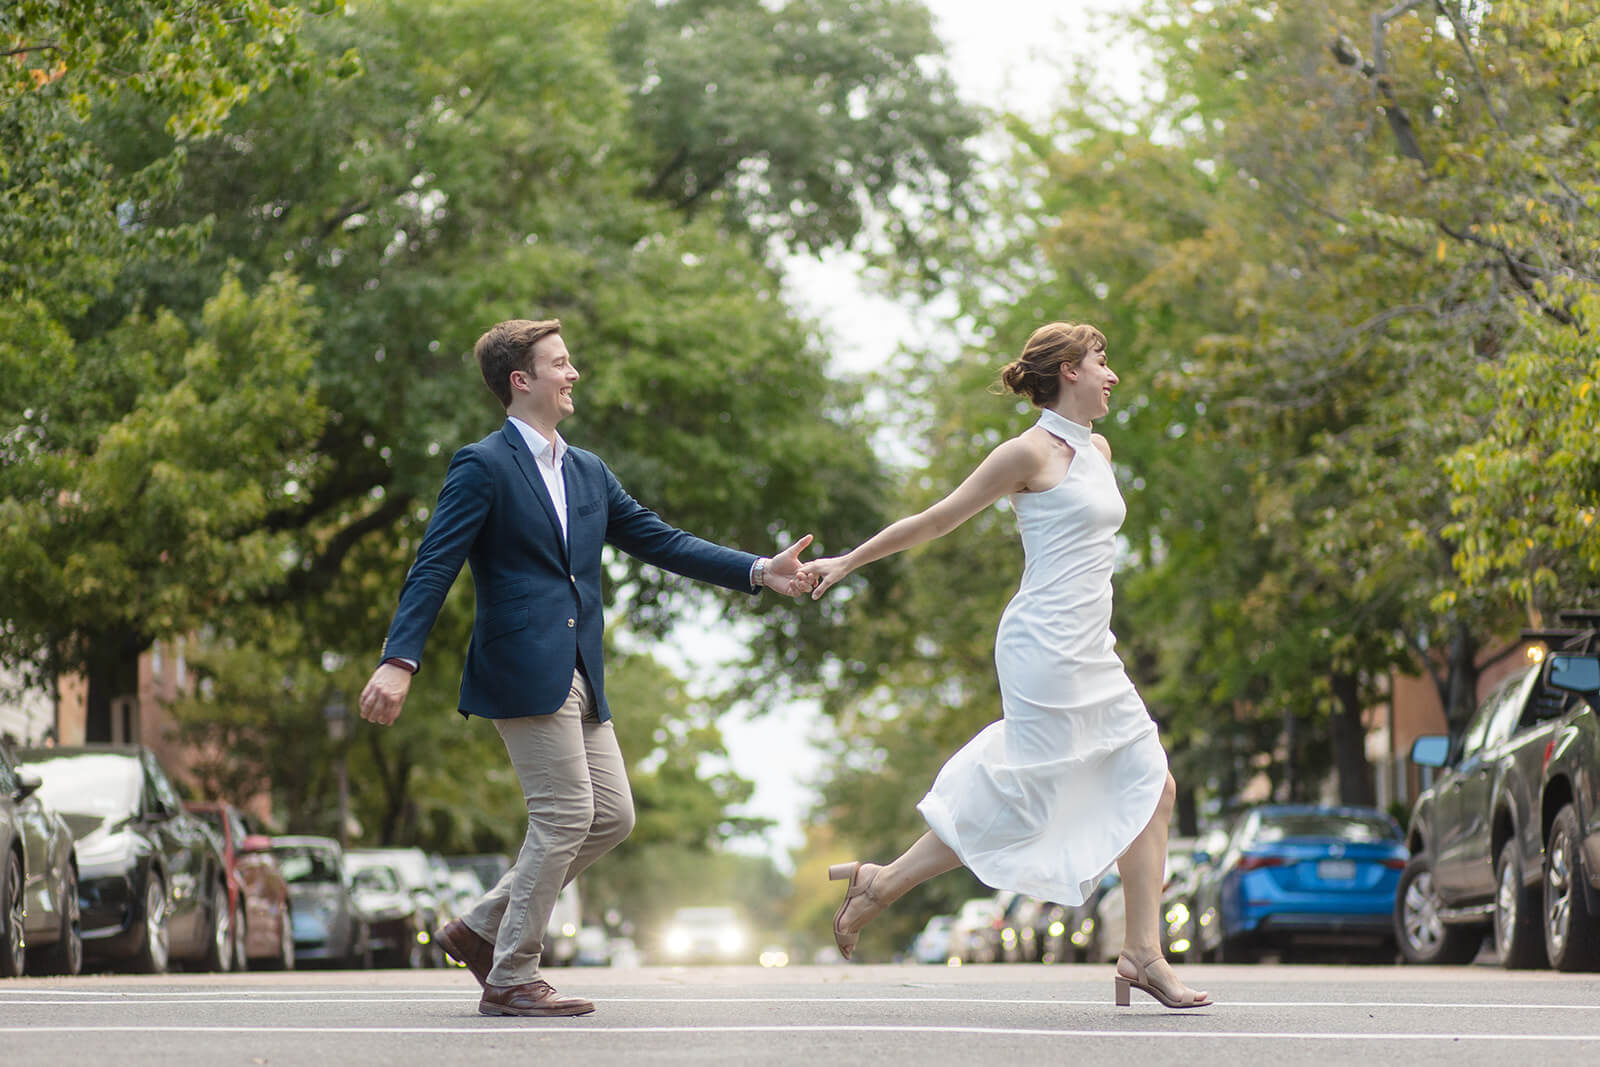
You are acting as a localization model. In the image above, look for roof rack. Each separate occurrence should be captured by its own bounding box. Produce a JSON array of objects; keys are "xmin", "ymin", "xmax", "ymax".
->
[{"xmin": 1556, "ymin": 609, "xmax": 1600, "ymax": 626}]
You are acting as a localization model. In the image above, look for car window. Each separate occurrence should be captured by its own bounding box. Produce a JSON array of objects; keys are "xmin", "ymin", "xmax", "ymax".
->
[
  {"xmin": 25, "ymin": 752, "xmax": 142, "ymax": 817},
  {"xmin": 143, "ymin": 754, "xmax": 184, "ymax": 813},
  {"xmin": 1251, "ymin": 813, "xmax": 1400, "ymax": 844},
  {"xmin": 1458, "ymin": 685, "xmax": 1503, "ymax": 762},
  {"xmin": 275, "ymin": 846, "xmax": 342, "ymax": 884},
  {"xmin": 1485, "ymin": 668, "xmax": 1539, "ymax": 748},
  {"xmin": 0, "ymin": 747, "xmax": 16, "ymax": 794}
]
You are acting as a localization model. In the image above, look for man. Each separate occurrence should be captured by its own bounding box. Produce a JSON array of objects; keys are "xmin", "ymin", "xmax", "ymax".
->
[{"xmin": 358, "ymin": 319, "xmax": 812, "ymax": 1017}]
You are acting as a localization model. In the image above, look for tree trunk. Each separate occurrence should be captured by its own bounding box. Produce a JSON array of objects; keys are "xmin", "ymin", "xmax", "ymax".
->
[
  {"xmin": 84, "ymin": 630, "xmax": 145, "ymax": 743},
  {"xmin": 1329, "ymin": 671, "xmax": 1377, "ymax": 806},
  {"xmin": 1443, "ymin": 622, "xmax": 1481, "ymax": 734}
]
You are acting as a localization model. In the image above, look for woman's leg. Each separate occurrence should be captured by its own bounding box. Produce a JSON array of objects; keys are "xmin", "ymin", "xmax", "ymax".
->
[
  {"xmin": 837, "ymin": 831, "xmax": 962, "ymax": 937},
  {"xmin": 1115, "ymin": 773, "xmax": 1207, "ymax": 1001}
]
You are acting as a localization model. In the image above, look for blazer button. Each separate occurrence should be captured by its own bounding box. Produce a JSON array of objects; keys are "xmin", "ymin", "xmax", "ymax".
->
[
  {"xmin": 569, "ymin": 574, "xmax": 576, "ymax": 584},
  {"xmin": 567, "ymin": 618, "xmax": 575, "ymax": 628}
]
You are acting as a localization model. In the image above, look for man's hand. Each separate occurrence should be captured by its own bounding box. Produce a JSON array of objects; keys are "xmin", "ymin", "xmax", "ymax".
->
[
  {"xmin": 359, "ymin": 662, "xmax": 414, "ymax": 726},
  {"xmin": 761, "ymin": 534, "xmax": 817, "ymax": 597}
]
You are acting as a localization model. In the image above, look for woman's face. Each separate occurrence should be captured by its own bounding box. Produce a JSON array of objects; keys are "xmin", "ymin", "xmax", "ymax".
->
[{"xmin": 1066, "ymin": 347, "xmax": 1118, "ymax": 417}]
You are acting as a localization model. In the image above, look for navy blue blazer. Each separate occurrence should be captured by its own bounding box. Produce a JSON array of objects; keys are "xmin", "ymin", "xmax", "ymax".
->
[{"xmin": 380, "ymin": 420, "xmax": 759, "ymax": 722}]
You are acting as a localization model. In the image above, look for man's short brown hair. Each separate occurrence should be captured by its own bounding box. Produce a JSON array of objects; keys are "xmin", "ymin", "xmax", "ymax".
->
[{"xmin": 475, "ymin": 319, "xmax": 562, "ymax": 408}]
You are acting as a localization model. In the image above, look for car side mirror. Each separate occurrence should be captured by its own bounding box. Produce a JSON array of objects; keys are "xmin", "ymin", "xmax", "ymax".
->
[
  {"xmin": 240, "ymin": 834, "xmax": 273, "ymax": 854},
  {"xmin": 1410, "ymin": 735, "xmax": 1451, "ymax": 768},
  {"xmin": 14, "ymin": 770, "xmax": 42, "ymax": 802},
  {"xmin": 1545, "ymin": 653, "xmax": 1600, "ymax": 698}
]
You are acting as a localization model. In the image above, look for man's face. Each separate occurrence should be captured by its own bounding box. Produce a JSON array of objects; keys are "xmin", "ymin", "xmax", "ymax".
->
[{"xmin": 515, "ymin": 334, "xmax": 580, "ymax": 423}]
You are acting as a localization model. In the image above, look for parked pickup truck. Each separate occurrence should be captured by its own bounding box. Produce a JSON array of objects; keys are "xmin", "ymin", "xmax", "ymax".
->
[{"xmin": 1395, "ymin": 610, "xmax": 1600, "ymax": 971}]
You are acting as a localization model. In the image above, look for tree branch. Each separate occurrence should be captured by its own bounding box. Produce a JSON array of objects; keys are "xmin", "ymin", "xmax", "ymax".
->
[{"xmin": 2, "ymin": 43, "xmax": 62, "ymax": 57}]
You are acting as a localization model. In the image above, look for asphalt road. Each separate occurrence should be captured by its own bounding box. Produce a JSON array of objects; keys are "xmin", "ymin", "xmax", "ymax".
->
[{"xmin": 4, "ymin": 961, "xmax": 1599, "ymax": 1066}]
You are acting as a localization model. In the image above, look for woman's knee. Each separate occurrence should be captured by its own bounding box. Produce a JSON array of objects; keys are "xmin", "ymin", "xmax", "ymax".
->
[{"xmin": 1158, "ymin": 773, "xmax": 1178, "ymax": 816}]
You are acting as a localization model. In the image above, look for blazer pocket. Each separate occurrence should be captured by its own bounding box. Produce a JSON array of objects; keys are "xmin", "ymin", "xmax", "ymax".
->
[
  {"xmin": 482, "ymin": 603, "xmax": 530, "ymax": 642},
  {"xmin": 487, "ymin": 579, "xmax": 532, "ymax": 604},
  {"xmin": 575, "ymin": 499, "xmax": 602, "ymax": 518}
]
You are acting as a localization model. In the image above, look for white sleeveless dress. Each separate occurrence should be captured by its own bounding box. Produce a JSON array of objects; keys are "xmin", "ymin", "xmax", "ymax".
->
[{"xmin": 916, "ymin": 407, "xmax": 1168, "ymax": 906}]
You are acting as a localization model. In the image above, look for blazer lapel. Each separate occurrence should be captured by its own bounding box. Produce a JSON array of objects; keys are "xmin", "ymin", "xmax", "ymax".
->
[{"xmin": 500, "ymin": 421, "xmax": 569, "ymax": 563}]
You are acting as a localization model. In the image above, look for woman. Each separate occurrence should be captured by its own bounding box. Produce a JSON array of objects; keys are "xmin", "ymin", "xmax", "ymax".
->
[{"xmin": 802, "ymin": 322, "xmax": 1210, "ymax": 1009}]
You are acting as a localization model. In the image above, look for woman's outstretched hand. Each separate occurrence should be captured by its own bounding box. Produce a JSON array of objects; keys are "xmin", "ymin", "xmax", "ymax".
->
[{"xmin": 800, "ymin": 555, "xmax": 853, "ymax": 600}]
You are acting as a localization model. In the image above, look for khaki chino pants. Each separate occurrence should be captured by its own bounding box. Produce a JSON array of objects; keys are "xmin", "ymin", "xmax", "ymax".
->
[{"xmin": 461, "ymin": 670, "xmax": 634, "ymax": 986}]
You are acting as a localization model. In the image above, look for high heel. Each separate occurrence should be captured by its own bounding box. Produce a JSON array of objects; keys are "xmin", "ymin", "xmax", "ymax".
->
[
  {"xmin": 1113, "ymin": 952, "xmax": 1211, "ymax": 1009},
  {"xmin": 828, "ymin": 862, "xmax": 882, "ymax": 961}
]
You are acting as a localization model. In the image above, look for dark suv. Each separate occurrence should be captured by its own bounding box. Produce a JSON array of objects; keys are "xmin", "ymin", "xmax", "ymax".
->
[{"xmin": 1395, "ymin": 610, "xmax": 1600, "ymax": 971}]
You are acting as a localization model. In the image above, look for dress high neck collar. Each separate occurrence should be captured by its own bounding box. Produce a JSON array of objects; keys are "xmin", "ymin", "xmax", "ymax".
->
[{"xmin": 1037, "ymin": 406, "xmax": 1093, "ymax": 447}]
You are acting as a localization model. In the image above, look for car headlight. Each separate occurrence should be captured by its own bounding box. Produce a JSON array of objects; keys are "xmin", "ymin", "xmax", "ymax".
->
[
  {"xmin": 665, "ymin": 928, "xmax": 691, "ymax": 955},
  {"xmin": 718, "ymin": 928, "xmax": 744, "ymax": 954}
]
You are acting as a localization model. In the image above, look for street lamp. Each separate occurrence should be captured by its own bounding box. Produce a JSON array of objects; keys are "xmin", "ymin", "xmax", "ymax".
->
[{"xmin": 323, "ymin": 695, "xmax": 350, "ymax": 850}]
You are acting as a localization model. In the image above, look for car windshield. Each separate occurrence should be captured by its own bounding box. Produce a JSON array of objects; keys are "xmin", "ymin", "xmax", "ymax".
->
[
  {"xmin": 23, "ymin": 752, "xmax": 142, "ymax": 818},
  {"xmin": 274, "ymin": 845, "xmax": 342, "ymax": 884},
  {"xmin": 1253, "ymin": 814, "xmax": 1398, "ymax": 844},
  {"xmin": 353, "ymin": 865, "xmax": 401, "ymax": 893}
]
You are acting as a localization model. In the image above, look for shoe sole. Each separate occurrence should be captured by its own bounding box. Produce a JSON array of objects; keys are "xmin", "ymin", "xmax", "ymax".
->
[{"xmin": 478, "ymin": 1002, "xmax": 596, "ymax": 1018}]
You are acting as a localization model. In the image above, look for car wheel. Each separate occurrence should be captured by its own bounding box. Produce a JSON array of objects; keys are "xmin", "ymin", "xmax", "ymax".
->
[
  {"xmin": 261, "ymin": 909, "xmax": 295, "ymax": 971},
  {"xmin": 233, "ymin": 911, "xmax": 250, "ymax": 972},
  {"xmin": 1, "ymin": 850, "xmax": 24, "ymax": 978},
  {"xmin": 1494, "ymin": 840, "xmax": 1547, "ymax": 969},
  {"xmin": 132, "ymin": 872, "xmax": 171, "ymax": 974},
  {"xmin": 201, "ymin": 881, "xmax": 233, "ymax": 972},
  {"xmin": 1395, "ymin": 854, "xmax": 1482, "ymax": 965},
  {"xmin": 29, "ymin": 864, "xmax": 82, "ymax": 977},
  {"xmin": 1543, "ymin": 804, "xmax": 1600, "ymax": 972}
]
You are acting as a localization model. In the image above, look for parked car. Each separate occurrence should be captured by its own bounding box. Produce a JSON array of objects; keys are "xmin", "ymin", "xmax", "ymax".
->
[
  {"xmin": 186, "ymin": 801, "xmax": 293, "ymax": 971},
  {"xmin": 1394, "ymin": 622, "xmax": 1600, "ymax": 970},
  {"xmin": 1194, "ymin": 804, "xmax": 1406, "ymax": 963},
  {"xmin": 995, "ymin": 894, "xmax": 1049, "ymax": 963},
  {"xmin": 947, "ymin": 895, "xmax": 1003, "ymax": 963},
  {"xmin": 346, "ymin": 848, "xmax": 448, "ymax": 966},
  {"xmin": 1163, "ymin": 829, "xmax": 1229, "ymax": 963},
  {"xmin": 545, "ymin": 881, "xmax": 581, "ymax": 966},
  {"xmin": 909, "ymin": 914, "xmax": 954, "ymax": 964},
  {"xmin": 270, "ymin": 835, "xmax": 369, "ymax": 968},
  {"xmin": 0, "ymin": 743, "xmax": 81, "ymax": 976},
  {"xmin": 17, "ymin": 744, "xmax": 231, "ymax": 973},
  {"xmin": 346, "ymin": 861, "xmax": 427, "ymax": 968},
  {"xmin": 659, "ymin": 905, "xmax": 747, "ymax": 964},
  {"xmin": 573, "ymin": 924, "xmax": 612, "ymax": 966},
  {"xmin": 1537, "ymin": 628, "xmax": 1600, "ymax": 971},
  {"xmin": 1035, "ymin": 878, "xmax": 1120, "ymax": 965}
]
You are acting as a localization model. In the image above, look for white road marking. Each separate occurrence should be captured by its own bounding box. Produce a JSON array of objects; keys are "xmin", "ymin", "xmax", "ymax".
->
[
  {"xmin": 0, "ymin": 1025, "xmax": 1597, "ymax": 1042},
  {"xmin": 2, "ymin": 991, "xmax": 1600, "ymax": 1011}
]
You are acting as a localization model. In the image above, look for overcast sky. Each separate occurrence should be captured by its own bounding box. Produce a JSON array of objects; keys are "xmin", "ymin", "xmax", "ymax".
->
[{"xmin": 675, "ymin": 0, "xmax": 1148, "ymax": 870}]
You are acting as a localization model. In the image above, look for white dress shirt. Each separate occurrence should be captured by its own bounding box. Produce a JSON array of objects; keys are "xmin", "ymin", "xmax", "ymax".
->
[{"xmin": 509, "ymin": 415, "xmax": 569, "ymax": 544}]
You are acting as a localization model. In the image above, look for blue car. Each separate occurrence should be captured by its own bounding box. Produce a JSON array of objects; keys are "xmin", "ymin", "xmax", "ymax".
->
[{"xmin": 1193, "ymin": 805, "xmax": 1406, "ymax": 963}]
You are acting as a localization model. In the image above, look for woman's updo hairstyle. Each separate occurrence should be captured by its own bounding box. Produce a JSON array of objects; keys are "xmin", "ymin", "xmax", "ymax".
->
[{"xmin": 998, "ymin": 322, "xmax": 1107, "ymax": 407}]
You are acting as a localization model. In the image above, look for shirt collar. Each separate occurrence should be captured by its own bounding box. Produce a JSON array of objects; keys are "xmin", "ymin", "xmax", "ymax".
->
[{"xmin": 509, "ymin": 415, "xmax": 566, "ymax": 466}]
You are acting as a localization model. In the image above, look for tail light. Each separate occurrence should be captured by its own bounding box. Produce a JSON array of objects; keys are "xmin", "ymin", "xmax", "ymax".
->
[
  {"xmin": 1235, "ymin": 854, "xmax": 1288, "ymax": 871},
  {"xmin": 1382, "ymin": 858, "xmax": 1407, "ymax": 869}
]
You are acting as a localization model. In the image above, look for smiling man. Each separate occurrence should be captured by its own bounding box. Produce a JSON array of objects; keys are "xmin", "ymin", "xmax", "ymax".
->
[{"xmin": 358, "ymin": 318, "xmax": 813, "ymax": 1017}]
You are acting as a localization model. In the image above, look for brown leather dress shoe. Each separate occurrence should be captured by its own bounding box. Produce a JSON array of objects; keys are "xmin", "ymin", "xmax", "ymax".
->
[
  {"xmin": 479, "ymin": 980, "xmax": 595, "ymax": 1018},
  {"xmin": 436, "ymin": 920, "xmax": 494, "ymax": 988}
]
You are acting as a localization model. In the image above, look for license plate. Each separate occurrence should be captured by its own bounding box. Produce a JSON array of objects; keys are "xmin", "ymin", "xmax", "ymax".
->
[{"xmin": 1317, "ymin": 860, "xmax": 1357, "ymax": 881}]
